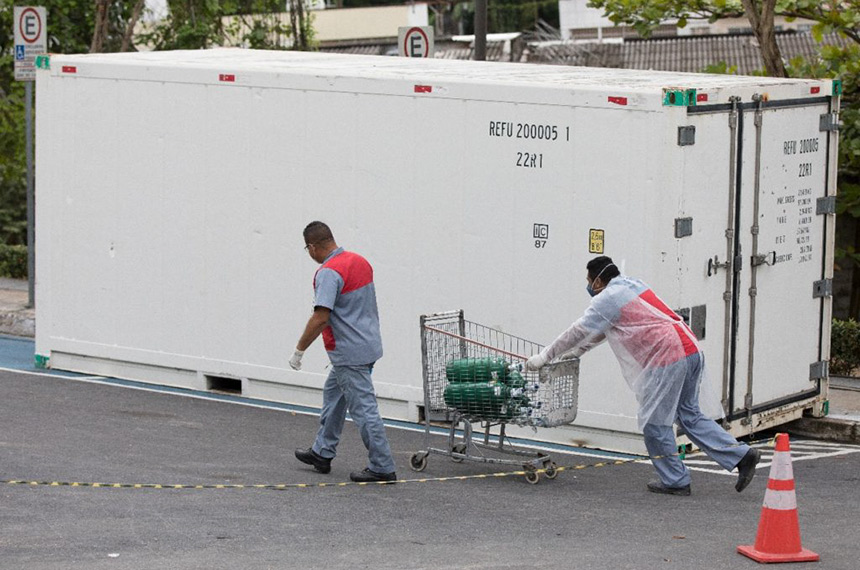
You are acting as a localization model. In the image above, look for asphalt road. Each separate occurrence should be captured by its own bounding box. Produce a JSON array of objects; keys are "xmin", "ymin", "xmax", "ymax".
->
[{"xmin": 2, "ymin": 368, "xmax": 859, "ymax": 570}]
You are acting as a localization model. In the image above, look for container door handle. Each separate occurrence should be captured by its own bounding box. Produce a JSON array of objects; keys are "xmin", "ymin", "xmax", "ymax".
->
[{"xmin": 708, "ymin": 255, "xmax": 730, "ymax": 277}]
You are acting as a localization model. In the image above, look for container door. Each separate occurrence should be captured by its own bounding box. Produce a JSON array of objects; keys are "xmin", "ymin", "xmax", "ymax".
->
[
  {"xmin": 731, "ymin": 100, "xmax": 831, "ymax": 422},
  {"xmin": 677, "ymin": 108, "xmax": 740, "ymax": 415}
]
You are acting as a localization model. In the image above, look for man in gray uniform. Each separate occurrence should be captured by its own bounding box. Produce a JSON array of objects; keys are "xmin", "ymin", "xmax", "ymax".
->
[{"xmin": 290, "ymin": 221, "xmax": 396, "ymax": 482}]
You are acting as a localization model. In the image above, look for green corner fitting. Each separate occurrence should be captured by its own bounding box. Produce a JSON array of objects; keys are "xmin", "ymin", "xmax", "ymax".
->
[
  {"xmin": 833, "ymin": 79, "xmax": 843, "ymax": 97},
  {"xmin": 34, "ymin": 354, "xmax": 50, "ymax": 369},
  {"xmin": 663, "ymin": 88, "xmax": 697, "ymax": 107}
]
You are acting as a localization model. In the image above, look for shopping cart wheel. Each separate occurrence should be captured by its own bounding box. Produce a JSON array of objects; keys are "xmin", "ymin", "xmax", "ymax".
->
[
  {"xmin": 524, "ymin": 470, "xmax": 540, "ymax": 485},
  {"xmin": 451, "ymin": 443, "xmax": 467, "ymax": 463},
  {"xmin": 544, "ymin": 462, "xmax": 559, "ymax": 480},
  {"xmin": 410, "ymin": 452, "xmax": 428, "ymax": 472}
]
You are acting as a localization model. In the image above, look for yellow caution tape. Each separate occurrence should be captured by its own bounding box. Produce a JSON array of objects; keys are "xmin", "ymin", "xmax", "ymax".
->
[{"xmin": 1, "ymin": 438, "xmax": 771, "ymax": 491}]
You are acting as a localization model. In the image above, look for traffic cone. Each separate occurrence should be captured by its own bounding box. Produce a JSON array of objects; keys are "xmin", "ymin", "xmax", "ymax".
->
[{"xmin": 737, "ymin": 433, "xmax": 819, "ymax": 563}]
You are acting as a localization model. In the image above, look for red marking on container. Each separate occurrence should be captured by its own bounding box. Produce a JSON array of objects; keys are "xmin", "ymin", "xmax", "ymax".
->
[
  {"xmin": 810, "ymin": 86, "xmax": 821, "ymax": 94},
  {"xmin": 608, "ymin": 96, "xmax": 627, "ymax": 106},
  {"xmin": 696, "ymin": 93, "xmax": 709, "ymax": 102},
  {"xmin": 219, "ymin": 74, "xmax": 235, "ymax": 82},
  {"xmin": 61, "ymin": 66, "xmax": 77, "ymax": 74},
  {"xmin": 414, "ymin": 85, "xmax": 432, "ymax": 94}
]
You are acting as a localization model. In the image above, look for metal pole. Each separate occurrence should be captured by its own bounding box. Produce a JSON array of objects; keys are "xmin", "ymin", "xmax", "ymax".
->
[
  {"xmin": 474, "ymin": 0, "xmax": 487, "ymax": 61},
  {"xmin": 25, "ymin": 80, "xmax": 35, "ymax": 308}
]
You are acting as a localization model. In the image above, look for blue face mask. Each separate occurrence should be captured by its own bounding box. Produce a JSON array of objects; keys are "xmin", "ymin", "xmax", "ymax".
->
[{"xmin": 586, "ymin": 283, "xmax": 597, "ymax": 297}]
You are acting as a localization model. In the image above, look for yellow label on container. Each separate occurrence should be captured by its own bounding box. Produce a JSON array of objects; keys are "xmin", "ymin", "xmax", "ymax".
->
[{"xmin": 589, "ymin": 229, "xmax": 604, "ymax": 254}]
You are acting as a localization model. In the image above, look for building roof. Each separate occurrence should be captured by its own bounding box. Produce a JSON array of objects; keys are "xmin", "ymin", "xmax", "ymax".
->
[{"xmin": 527, "ymin": 32, "xmax": 853, "ymax": 74}]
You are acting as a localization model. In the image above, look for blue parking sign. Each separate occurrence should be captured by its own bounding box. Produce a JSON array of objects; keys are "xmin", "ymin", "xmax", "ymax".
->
[{"xmin": 15, "ymin": 45, "xmax": 25, "ymax": 61}]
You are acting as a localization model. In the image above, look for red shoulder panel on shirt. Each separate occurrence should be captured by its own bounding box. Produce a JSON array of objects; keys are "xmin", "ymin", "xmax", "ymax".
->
[{"xmin": 322, "ymin": 251, "xmax": 373, "ymax": 294}]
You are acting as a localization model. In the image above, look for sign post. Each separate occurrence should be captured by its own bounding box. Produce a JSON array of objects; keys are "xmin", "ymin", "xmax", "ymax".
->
[
  {"xmin": 398, "ymin": 26, "xmax": 434, "ymax": 58},
  {"xmin": 14, "ymin": 6, "xmax": 46, "ymax": 308}
]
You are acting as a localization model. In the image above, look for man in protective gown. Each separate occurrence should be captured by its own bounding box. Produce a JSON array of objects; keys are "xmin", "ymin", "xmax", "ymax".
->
[{"xmin": 525, "ymin": 256, "xmax": 761, "ymax": 496}]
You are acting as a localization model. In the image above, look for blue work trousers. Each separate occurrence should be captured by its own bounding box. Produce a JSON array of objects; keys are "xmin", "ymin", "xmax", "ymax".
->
[
  {"xmin": 643, "ymin": 353, "xmax": 748, "ymax": 488},
  {"xmin": 312, "ymin": 364, "xmax": 396, "ymax": 474}
]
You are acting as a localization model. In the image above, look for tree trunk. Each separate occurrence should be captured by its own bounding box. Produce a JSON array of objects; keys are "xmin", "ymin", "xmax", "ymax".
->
[
  {"xmin": 289, "ymin": 0, "xmax": 299, "ymax": 49},
  {"xmin": 852, "ymin": 219, "xmax": 860, "ymax": 319},
  {"xmin": 741, "ymin": 0, "xmax": 788, "ymax": 77},
  {"xmin": 121, "ymin": 0, "xmax": 146, "ymax": 52},
  {"xmin": 296, "ymin": 0, "xmax": 307, "ymax": 50},
  {"xmin": 90, "ymin": 0, "xmax": 112, "ymax": 53}
]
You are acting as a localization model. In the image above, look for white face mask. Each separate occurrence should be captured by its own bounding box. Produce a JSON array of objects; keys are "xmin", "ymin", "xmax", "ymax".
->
[{"xmin": 587, "ymin": 264, "xmax": 616, "ymax": 297}]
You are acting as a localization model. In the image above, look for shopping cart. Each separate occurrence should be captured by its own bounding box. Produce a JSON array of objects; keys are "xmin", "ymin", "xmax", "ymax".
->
[{"xmin": 410, "ymin": 310, "xmax": 579, "ymax": 484}]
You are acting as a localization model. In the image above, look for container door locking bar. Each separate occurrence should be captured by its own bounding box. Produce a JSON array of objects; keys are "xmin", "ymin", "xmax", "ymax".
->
[
  {"xmin": 751, "ymin": 251, "xmax": 777, "ymax": 267},
  {"xmin": 742, "ymin": 95, "xmax": 765, "ymax": 426}
]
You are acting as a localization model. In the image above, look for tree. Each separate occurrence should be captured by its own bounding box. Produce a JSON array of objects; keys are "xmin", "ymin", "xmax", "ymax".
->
[
  {"xmin": 138, "ymin": 1, "xmax": 305, "ymax": 51},
  {"xmin": 588, "ymin": 0, "xmax": 858, "ymax": 78}
]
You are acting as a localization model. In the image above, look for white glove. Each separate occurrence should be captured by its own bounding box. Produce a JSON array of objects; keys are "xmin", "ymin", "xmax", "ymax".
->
[
  {"xmin": 523, "ymin": 353, "xmax": 547, "ymax": 372},
  {"xmin": 289, "ymin": 349, "xmax": 304, "ymax": 371}
]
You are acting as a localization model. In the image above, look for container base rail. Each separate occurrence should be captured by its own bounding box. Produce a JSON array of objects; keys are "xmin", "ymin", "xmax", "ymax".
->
[{"xmin": 412, "ymin": 310, "xmax": 579, "ymax": 484}]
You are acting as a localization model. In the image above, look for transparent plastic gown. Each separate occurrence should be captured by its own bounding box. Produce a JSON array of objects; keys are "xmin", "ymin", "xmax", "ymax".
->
[{"xmin": 538, "ymin": 276, "xmax": 724, "ymax": 428}]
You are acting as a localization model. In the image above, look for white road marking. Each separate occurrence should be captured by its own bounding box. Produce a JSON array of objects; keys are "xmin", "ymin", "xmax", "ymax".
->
[{"xmin": 687, "ymin": 440, "xmax": 860, "ymax": 476}]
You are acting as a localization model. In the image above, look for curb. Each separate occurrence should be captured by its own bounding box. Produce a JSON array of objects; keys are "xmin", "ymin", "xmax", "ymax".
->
[
  {"xmin": 0, "ymin": 309, "xmax": 35, "ymax": 338},
  {"xmin": 782, "ymin": 416, "xmax": 860, "ymax": 445}
]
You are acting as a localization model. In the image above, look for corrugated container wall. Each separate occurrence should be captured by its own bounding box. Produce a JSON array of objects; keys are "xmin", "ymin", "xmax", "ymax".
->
[{"xmin": 34, "ymin": 50, "xmax": 838, "ymax": 453}]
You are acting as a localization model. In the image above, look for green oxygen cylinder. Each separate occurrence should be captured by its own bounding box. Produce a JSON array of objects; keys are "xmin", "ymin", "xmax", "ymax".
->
[
  {"xmin": 443, "ymin": 381, "xmax": 531, "ymax": 420},
  {"xmin": 445, "ymin": 357, "xmax": 511, "ymax": 383}
]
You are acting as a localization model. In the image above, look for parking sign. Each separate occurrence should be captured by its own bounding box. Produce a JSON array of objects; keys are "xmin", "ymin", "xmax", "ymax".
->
[
  {"xmin": 14, "ymin": 6, "xmax": 47, "ymax": 81},
  {"xmin": 398, "ymin": 26, "xmax": 434, "ymax": 58}
]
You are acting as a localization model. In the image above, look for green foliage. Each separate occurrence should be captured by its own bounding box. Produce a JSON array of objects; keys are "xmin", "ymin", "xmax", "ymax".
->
[
  {"xmin": 702, "ymin": 61, "xmax": 738, "ymax": 75},
  {"xmin": 831, "ymin": 319, "xmax": 860, "ymax": 376},
  {"xmin": 587, "ymin": 0, "xmax": 744, "ymax": 38},
  {"xmin": 451, "ymin": 0, "xmax": 559, "ymax": 35},
  {"xmin": 489, "ymin": 0, "xmax": 559, "ymax": 33},
  {"xmin": 0, "ymin": 244, "xmax": 27, "ymax": 278},
  {"xmin": 138, "ymin": 1, "xmax": 299, "ymax": 50},
  {"xmin": 587, "ymin": 0, "xmax": 859, "ymax": 43}
]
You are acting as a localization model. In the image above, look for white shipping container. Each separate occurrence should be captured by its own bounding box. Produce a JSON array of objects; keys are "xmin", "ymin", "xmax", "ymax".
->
[{"xmin": 34, "ymin": 50, "xmax": 838, "ymax": 453}]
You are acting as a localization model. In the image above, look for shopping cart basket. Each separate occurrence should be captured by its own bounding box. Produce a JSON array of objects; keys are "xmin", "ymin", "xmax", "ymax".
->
[{"xmin": 410, "ymin": 310, "xmax": 579, "ymax": 484}]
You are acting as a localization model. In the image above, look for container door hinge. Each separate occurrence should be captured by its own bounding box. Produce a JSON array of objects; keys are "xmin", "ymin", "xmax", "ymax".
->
[
  {"xmin": 820, "ymin": 113, "xmax": 841, "ymax": 132},
  {"xmin": 816, "ymin": 196, "xmax": 836, "ymax": 215},
  {"xmin": 810, "ymin": 361, "xmax": 828, "ymax": 380},
  {"xmin": 812, "ymin": 279, "xmax": 833, "ymax": 298}
]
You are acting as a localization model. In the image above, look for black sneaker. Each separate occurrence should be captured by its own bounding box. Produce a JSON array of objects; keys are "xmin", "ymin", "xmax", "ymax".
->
[
  {"xmin": 295, "ymin": 448, "xmax": 332, "ymax": 474},
  {"xmin": 647, "ymin": 480, "xmax": 691, "ymax": 496},
  {"xmin": 735, "ymin": 448, "xmax": 761, "ymax": 492},
  {"xmin": 349, "ymin": 468, "xmax": 397, "ymax": 483}
]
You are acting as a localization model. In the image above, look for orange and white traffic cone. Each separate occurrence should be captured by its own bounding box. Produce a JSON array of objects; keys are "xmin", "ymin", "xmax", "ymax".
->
[{"xmin": 737, "ymin": 433, "xmax": 819, "ymax": 563}]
